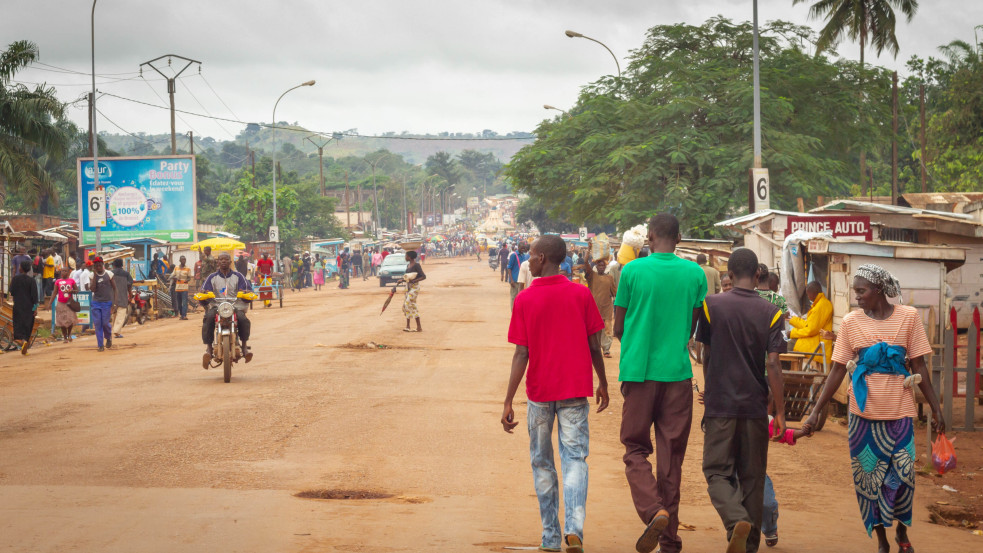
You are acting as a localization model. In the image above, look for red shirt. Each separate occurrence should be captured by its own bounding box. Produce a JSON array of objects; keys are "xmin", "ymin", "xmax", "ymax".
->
[
  {"xmin": 508, "ymin": 274, "xmax": 605, "ymax": 402},
  {"xmin": 257, "ymin": 258, "xmax": 274, "ymax": 275},
  {"xmin": 381, "ymin": 250, "xmax": 390, "ymax": 260}
]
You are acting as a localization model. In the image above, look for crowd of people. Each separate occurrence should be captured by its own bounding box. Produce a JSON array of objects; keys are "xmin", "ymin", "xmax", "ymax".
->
[{"xmin": 501, "ymin": 213, "xmax": 945, "ymax": 553}]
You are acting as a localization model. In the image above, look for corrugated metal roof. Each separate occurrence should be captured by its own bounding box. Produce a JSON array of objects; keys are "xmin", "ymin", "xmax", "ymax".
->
[
  {"xmin": 811, "ymin": 199, "xmax": 976, "ymax": 222},
  {"xmin": 714, "ymin": 209, "xmax": 807, "ymax": 228}
]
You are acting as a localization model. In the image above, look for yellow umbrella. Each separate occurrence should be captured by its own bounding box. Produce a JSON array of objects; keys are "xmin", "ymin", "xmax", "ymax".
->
[{"xmin": 191, "ymin": 237, "xmax": 246, "ymax": 252}]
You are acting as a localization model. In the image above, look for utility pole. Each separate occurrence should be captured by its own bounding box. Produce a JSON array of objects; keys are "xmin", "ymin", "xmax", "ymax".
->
[
  {"xmin": 188, "ymin": 131, "xmax": 194, "ymax": 155},
  {"xmin": 88, "ymin": 92, "xmax": 95, "ymax": 156},
  {"xmin": 305, "ymin": 134, "xmax": 336, "ymax": 197},
  {"xmin": 345, "ymin": 170, "xmax": 351, "ymax": 230},
  {"xmin": 891, "ymin": 71, "xmax": 899, "ymax": 205},
  {"xmin": 139, "ymin": 54, "xmax": 201, "ymax": 155},
  {"xmin": 920, "ymin": 84, "xmax": 927, "ymax": 192},
  {"xmin": 250, "ymin": 148, "xmax": 256, "ymax": 188},
  {"xmin": 401, "ymin": 174, "xmax": 407, "ymax": 234}
]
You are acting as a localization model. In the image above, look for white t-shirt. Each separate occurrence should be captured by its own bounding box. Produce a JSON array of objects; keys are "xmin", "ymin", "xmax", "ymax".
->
[
  {"xmin": 518, "ymin": 260, "xmax": 536, "ymax": 287},
  {"xmin": 70, "ymin": 268, "xmax": 91, "ymax": 291},
  {"xmin": 53, "ymin": 253, "xmax": 63, "ymax": 270}
]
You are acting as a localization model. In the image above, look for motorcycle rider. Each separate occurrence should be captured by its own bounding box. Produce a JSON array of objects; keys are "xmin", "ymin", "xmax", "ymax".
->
[{"xmin": 199, "ymin": 251, "xmax": 253, "ymax": 368}]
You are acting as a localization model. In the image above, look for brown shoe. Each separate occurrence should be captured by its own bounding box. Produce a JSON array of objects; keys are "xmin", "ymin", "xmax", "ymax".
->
[
  {"xmin": 636, "ymin": 509, "xmax": 669, "ymax": 553},
  {"xmin": 726, "ymin": 521, "xmax": 752, "ymax": 553}
]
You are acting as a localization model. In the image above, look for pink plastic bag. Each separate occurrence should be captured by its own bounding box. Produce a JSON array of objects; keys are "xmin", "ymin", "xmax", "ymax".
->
[{"xmin": 932, "ymin": 433, "xmax": 957, "ymax": 475}]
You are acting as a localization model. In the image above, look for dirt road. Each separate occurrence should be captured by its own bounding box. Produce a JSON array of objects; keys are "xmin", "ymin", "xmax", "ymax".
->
[{"xmin": 1, "ymin": 258, "xmax": 979, "ymax": 552}]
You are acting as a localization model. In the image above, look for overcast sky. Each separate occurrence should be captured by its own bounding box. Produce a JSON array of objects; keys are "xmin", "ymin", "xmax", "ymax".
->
[{"xmin": 5, "ymin": 0, "xmax": 982, "ymax": 142}]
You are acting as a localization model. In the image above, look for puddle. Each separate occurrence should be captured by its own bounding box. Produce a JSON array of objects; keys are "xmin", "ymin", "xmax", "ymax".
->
[{"xmin": 295, "ymin": 488, "xmax": 393, "ymax": 500}]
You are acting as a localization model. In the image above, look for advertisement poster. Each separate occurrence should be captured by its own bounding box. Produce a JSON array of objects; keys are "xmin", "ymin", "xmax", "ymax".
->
[{"xmin": 77, "ymin": 156, "xmax": 197, "ymax": 245}]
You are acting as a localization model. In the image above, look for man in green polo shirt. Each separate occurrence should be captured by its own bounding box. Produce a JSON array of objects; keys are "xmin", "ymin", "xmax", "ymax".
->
[{"xmin": 614, "ymin": 213, "xmax": 707, "ymax": 553}]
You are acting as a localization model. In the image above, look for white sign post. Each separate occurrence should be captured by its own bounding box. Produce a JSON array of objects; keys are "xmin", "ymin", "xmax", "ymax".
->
[
  {"xmin": 88, "ymin": 190, "xmax": 106, "ymax": 227},
  {"xmin": 268, "ymin": 225, "xmax": 279, "ymax": 242},
  {"xmin": 579, "ymin": 227, "xmax": 588, "ymax": 241},
  {"xmin": 751, "ymin": 168, "xmax": 770, "ymax": 212}
]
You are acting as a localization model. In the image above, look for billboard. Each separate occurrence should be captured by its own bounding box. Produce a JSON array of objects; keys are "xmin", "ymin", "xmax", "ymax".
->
[
  {"xmin": 785, "ymin": 215, "xmax": 872, "ymax": 240},
  {"xmin": 77, "ymin": 155, "xmax": 197, "ymax": 245}
]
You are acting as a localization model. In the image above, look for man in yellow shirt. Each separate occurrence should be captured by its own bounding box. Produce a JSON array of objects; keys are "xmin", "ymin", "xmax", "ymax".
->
[
  {"xmin": 42, "ymin": 249, "xmax": 56, "ymax": 298},
  {"xmin": 789, "ymin": 281, "xmax": 833, "ymax": 364}
]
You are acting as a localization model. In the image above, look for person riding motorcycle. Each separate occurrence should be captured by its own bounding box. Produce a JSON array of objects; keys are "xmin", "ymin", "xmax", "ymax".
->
[{"xmin": 199, "ymin": 252, "xmax": 253, "ymax": 368}]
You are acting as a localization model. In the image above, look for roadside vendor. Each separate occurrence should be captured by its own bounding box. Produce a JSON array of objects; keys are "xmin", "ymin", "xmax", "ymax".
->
[{"xmin": 789, "ymin": 281, "xmax": 833, "ymax": 363}]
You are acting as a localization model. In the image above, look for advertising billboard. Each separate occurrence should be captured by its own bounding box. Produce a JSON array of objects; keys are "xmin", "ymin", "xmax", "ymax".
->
[{"xmin": 77, "ymin": 155, "xmax": 197, "ymax": 245}]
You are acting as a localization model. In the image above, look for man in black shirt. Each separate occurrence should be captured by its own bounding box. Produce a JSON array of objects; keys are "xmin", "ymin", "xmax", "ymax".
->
[{"xmin": 696, "ymin": 248, "xmax": 786, "ymax": 553}]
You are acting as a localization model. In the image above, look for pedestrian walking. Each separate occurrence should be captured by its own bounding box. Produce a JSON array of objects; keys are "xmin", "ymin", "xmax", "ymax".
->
[
  {"xmin": 506, "ymin": 241, "xmax": 530, "ymax": 310},
  {"xmin": 89, "ymin": 257, "xmax": 115, "ymax": 351},
  {"xmin": 42, "ymin": 248, "xmax": 56, "ymax": 298},
  {"xmin": 499, "ymin": 244, "xmax": 510, "ymax": 282},
  {"xmin": 53, "ymin": 267, "xmax": 78, "ymax": 342},
  {"xmin": 10, "ymin": 260, "xmax": 38, "ymax": 355},
  {"xmin": 802, "ymin": 265, "xmax": 945, "ymax": 553},
  {"xmin": 501, "ymin": 234, "xmax": 608, "ymax": 553},
  {"xmin": 698, "ymin": 253, "xmax": 722, "ymax": 295},
  {"xmin": 361, "ymin": 249, "xmax": 371, "ymax": 280},
  {"xmin": 613, "ymin": 213, "xmax": 707, "ymax": 553},
  {"xmin": 695, "ymin": 248, "xmax": 787, "ymax": 553},
  {"xmin": 351, "ymin": 249, "xmax": 362, "ymax": 279},
  {"xmin": 581, "ymin": 257, "xmax": 617, "ymax": 359},
  {"xmin": 171, "ymin": 256, "xmax": 192, "ymax": 320},
  {"xmin": 110, "ymin": 259, "xmax": 133, "ymax": 338},
  {"xmin": 313, "ymin": 255, "xmax": 325, "ymax": 291},
  {"xmin": 401, "ymin": 251, "xmax": 426, "ymax": 332}
]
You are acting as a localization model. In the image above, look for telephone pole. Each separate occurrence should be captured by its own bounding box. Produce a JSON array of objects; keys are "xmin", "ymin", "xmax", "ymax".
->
[
  {"xmin": 188, "ymin": 131, "xmax": 194, "ymax": 155},
  {"xmin": 345, "ymin": 170, "xmax": 351, "ymax": 230},
  {"xmin": 920, "ymin": 84, "xmax": 927, "ymax": 192},
  {"xmin": 139, "ymin": 54, "xmax": 201, "ymax": 154},
  {"xmin": 305, "ymin": 134, "xmax": 338, "ymax": 196}
]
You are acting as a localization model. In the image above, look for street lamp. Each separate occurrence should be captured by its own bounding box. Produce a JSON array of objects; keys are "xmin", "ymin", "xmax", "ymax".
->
[
  {"xmin": 271, "ymin": 79, "xmax": 315, "ymax": 267},
  {"xmin": 359, "ymin": 152, "xmax": 392, "ymax": 240},
  {"xmin": 543, "ymin": 104, "xmax": 570, "ymax": 117},
  {"xmin": 565, "ymin": 29, "xmax": 621, "ymax": 78}
]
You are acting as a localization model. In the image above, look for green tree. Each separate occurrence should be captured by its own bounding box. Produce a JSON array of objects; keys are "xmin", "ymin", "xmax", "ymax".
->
[
  {"xmin": 792, "ymin": 0, "xmax": 919, "ymax": 188},
  {"xmin": 217, "ymin": 172, "xmax": 300, "ymax": 247},
  {"xmin": 0, "ymin": 40, "xmax": 70, "ymax": 210},
  {"xmin": 506, "ymin": 18, "xmax": 882, "ymax": 236}
]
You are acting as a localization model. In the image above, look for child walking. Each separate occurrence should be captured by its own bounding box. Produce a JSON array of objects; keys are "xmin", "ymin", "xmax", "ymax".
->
[
  {"xmin": 762, "ymin": 417, "xmax": 808, "ymax": 547},
  {"xmin": 501, "ymin": 235, "xmax": 609, "ymax": 553}
]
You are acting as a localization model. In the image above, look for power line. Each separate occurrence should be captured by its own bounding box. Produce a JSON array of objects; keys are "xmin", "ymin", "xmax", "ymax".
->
[
  {"xmin": 96, "ymin": 107, "xmax": 171, "ymax": 146},
  {"xmin": 35, "ymin": 61, "xmax": 140, "ymax": 77},
  {"xmin": 98, "ymin": 91, "xmax": 536, "ymax": 142},
  {"xmin": 178, "ymin": 77, "xmax": 236, "ymax": 138},
  {"xmin": 196, "ymin": 72, "xmax": 240, "ymax": 120},
  {"xmin": 138, "ymin": 75, "xmax": 200, "ymax": 137}
]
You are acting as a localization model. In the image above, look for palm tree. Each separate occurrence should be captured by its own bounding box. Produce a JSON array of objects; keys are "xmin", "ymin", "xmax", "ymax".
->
[
  {"xmin": 0, "ymin": 40, "xmax": 70, "ymax": 210},
  {"xmin": 793, "ymin": 0, "xmax": 919, "ymax": 192}
]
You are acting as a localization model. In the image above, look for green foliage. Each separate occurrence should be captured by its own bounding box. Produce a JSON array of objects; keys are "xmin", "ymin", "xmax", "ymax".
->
[
  {"xmin": 506, "ymin": 18, "xmax": 890, "ymax": 236},
  {"xmin": 0, "ymin": 40, "xmax": 70, "ymax": 210},
  {"xmin": 217, "ymin": 172, "xmax": 300, "ymax": 247},
  {"xmin": 794, "ymin": 0, "xmax": 918, "ymax": 59}
]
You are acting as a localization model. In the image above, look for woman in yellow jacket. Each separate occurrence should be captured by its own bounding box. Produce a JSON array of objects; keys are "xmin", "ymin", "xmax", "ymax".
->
[{"xmin": 789, "ymin": 281, "xmax": 834, "ymax": 364}]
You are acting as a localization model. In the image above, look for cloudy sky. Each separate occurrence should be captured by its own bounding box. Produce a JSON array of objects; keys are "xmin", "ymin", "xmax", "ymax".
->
[{"xmin": 5, "ymin": 0, "xmax": 982, "ymax": 141}]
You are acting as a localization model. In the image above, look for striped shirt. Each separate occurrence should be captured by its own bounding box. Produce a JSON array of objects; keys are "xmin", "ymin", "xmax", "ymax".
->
[{"xmin": 831, "ymin": 305, "xmax": 933, "ymax": 420}]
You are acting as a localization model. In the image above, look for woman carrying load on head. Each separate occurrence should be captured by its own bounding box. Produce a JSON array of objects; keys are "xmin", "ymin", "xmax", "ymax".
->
[{"xmin": 803, "ymin": 264, "xmax": 944, "ymax": 553}]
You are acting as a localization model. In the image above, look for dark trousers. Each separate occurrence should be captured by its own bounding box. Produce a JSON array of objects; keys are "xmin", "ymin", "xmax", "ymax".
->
[
  {"xmin": 702, "ymin": 417, "xmax": 769, "ymax": 553},
  {"xmin": 620, "ymin": 380, "xmax": 693, "ymax": 553},
  {"xmin": 201, "ymin": 307, "xmax": 251, "ymax": 345}
]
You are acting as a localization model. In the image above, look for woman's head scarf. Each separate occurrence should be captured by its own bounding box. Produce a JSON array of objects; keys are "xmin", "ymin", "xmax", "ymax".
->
[{"xmin": 854, "ymin": 264, "xmax": 901, "ymax": 298}]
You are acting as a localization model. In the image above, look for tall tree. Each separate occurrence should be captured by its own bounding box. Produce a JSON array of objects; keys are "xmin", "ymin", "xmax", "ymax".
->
[
  {"xmin": 0, "ymin": 40, "xmax": 70, "ymax": 210},
  {"xmin": 793, "ymin": 0, "xmax": 919, "ymax": 190}
]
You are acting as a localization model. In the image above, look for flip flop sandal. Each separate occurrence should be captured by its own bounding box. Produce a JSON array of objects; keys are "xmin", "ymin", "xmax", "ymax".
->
[
  {"xmin": 202, "ymin": 353, "xmax": 212, "ymax": 369},
  {"xmin": 895, "ymin": 536, "xmax": 914, "ymax": 553},
  {"xmin": 538, "ymin": 546, "xmax": 560, "ymax": 552},
  {"xmin": 765, "ymin": 533, "xmax": 778, "ymax": 547},
  {"xmin": 564, "ymin": 535, "xmax": 584, "ymax": 553},
  {"xmin": 636, "ymin": 510, "xmax": 669, "ymax": 553}
]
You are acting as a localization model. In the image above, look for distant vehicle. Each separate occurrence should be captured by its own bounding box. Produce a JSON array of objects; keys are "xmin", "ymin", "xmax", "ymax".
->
[
  {"xmin": 378, "ymin": 254, "xmax": 409, "ymax": 287},
  {"xmin": 488, "ymin": 247, "xmax": 500, "ymax": 271}
]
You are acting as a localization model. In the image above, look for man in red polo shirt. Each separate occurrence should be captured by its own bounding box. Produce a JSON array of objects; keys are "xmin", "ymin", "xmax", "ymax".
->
[{"xmin": 501, "ymin": 234, "xmax": 608, "ymax": 553}]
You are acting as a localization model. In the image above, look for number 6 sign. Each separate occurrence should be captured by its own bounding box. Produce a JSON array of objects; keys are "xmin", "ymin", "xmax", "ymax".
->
[
  {"xmin": 88, "ymin": 190, "xmax": 107, "ymax": 227},
  {"xmin": 751, "ymin": 168, "xmax": 770, "ymax": 212}
]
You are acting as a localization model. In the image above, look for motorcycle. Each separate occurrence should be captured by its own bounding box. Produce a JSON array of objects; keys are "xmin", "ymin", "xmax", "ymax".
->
[
  {"xmin": 129, "ymin": 288, "xmax": 151, "ymax": 325},
  {"xmin": 196, "ymin": 291, "xmax": 255, "ymax": 383},
  {"xmin": 488, "ymin": 247, "xmax": 500, "ymax": 271}
]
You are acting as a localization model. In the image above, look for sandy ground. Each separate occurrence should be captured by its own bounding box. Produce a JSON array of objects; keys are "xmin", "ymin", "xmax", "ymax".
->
[{"xmin": 1, "ymin": 257, "xmax": 981, "ymax": 553}]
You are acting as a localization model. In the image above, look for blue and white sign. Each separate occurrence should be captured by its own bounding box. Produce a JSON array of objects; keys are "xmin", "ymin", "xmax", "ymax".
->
[{"xmin": 77, "ymin": 156, "xmax": 197, "ymax": 245}]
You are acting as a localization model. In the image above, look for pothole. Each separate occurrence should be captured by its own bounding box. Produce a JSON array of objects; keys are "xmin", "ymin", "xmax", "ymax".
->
[
  {"xmin": 338, "ymin": 342, "xmax": 401, "ymax": 350},
  {"xmin": 295, "ymin": 488, "xmax": 394, "ymax": 500}
]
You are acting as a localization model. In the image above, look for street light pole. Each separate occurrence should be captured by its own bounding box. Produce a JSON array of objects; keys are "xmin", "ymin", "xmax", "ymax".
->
[
  {"xmin": 359, "ymin": 152, "xmax": 391, "ymax": 239},
  {"xmin": 752, "ymin": 0, "xmax": 762, "ymax": 168},
  {"xmin": 139, "ymin": 54, "xmax": 201, "ymax": 154},
  {"xmin": 543, "ymin": 104, "xmax": 570, "ymax": 118},
  {"xmin": 90, "ymin": 0, "xmax": 100, "ymax": 253},
  {"xmin": 272, "ymin": 80, "xmax": 315, "ymax": 268},
  {"xmin": 565, "ymin": 30, "xmax": 621, "ymax": 78}
]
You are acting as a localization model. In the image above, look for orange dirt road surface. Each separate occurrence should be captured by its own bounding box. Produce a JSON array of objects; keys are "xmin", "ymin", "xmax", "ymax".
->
[{"xmin": 1, "ymin": 257, "xmax": 979, "ymax": 552}]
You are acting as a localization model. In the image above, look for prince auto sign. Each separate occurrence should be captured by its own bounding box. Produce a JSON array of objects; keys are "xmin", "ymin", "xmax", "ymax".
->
[{"xmin": 785, "ymin": 215, "xmax": 872, "ymax": 241}]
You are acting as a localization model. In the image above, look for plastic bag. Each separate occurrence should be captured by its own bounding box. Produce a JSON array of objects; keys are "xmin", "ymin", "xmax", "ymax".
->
[
  {"xmin": 591, "ymin": 233, "xmax": 611, "ymax": 261},
  {"xmin": 932, "ymin": 432, "xmax": 957, "ymax": 475}
]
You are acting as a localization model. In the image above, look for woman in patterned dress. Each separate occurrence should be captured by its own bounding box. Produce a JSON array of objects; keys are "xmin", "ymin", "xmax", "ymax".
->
[
  {"xmin": 401, "ymin": 250, "xmax": 426, "ymax": 332},
  {"xmin": 803, "ymin": 264, "xmax": 944, "ymax": 553}
]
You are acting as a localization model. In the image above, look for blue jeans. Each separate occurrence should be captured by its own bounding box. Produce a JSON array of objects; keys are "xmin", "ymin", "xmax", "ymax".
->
[
  {"xmin": 91, "ymin": 301, "xmax": 112, "ymax": 347},
  {"xmin": 527, "ymin": 398, "xmax": 590, "ymax": 549},
  {"xmin": 762, "ymin": 474, "xmax": 778, "ymax": 536},
  {"xmin": 176, "ymin": 291, "xmax": 188, "ymax": 317}
]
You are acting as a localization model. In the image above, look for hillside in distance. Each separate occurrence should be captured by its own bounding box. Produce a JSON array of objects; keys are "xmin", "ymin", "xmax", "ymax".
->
[{"xmin": 100, "ymin": 124, "xmax": 534, "ymax": 164}]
